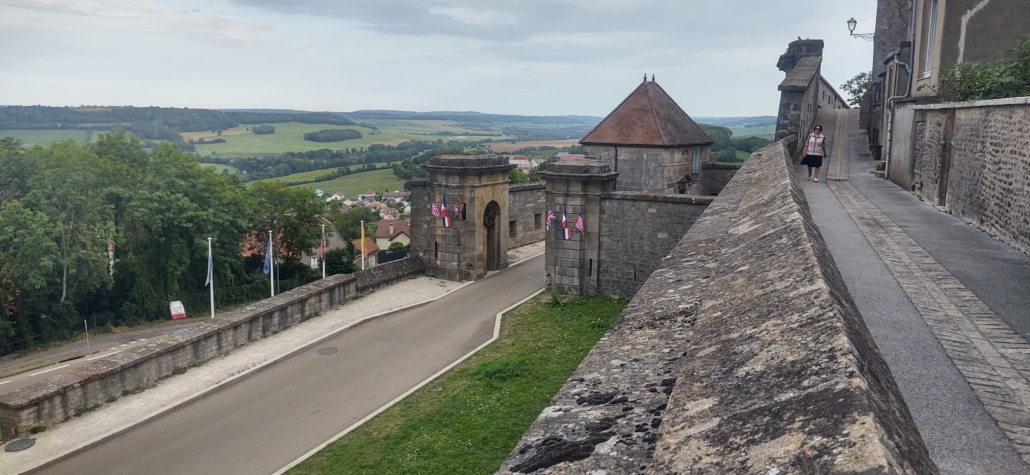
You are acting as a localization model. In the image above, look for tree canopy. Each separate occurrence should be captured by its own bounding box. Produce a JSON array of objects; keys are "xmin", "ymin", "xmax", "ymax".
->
[{"xmin": 303, "ymin": 129, "xmax": 363, "ymax": 143}]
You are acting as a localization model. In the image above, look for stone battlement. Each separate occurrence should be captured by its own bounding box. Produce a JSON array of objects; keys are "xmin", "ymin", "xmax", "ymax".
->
[{"xmin": 498, "ymin": 138, "xmax": 936, "ymax": 474}]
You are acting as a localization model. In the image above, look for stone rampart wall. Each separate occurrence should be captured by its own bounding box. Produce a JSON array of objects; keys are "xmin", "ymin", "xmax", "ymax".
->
[
  {"xmin": 597, "ymin": 192, "xmax": 711, "ymax": 299},
  {"xmin": 499, "ymin": 139, "xmax": 936, "ymax": 474},
  {"xmin": 901, "ymin": 98, "xmax": 1030, "ymax": 255},
  {"xmin": 508, "ymin": 182, "xmax": 546, "ymax": 249},
  {"xmin": 700, "ymin": 162, "xmax": 741, "ymax": 196},
  {"xmin": 776, "ymin": 56, "xmax": 821, "ymax": 159},
  {"xmin": 0, "ymin": 258, "xmax": 424, "ymax": 439}
]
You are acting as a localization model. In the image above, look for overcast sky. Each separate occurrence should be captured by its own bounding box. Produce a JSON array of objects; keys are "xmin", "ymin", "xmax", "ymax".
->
[{"xmin": 0, "ymin": 0, "xmax": 878, "ymax": 117}]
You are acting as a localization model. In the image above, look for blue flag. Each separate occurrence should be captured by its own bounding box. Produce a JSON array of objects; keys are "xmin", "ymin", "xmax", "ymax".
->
[
  {"xmin": 263, "ymin": 235, "xmax": 272, "ymax": 275},
  {"xmin": 205, "ymin": 248, "xmax": 214, "ymax": 287}
]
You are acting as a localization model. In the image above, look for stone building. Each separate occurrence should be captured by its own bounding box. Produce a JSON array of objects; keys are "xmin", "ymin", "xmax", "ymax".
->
[{"xmin": 580, "ymin": 78, "xmax": 714, "ymax": 195}]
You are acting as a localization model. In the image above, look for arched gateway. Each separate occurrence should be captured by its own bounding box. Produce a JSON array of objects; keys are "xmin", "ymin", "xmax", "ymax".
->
[{"xmin": 408, "ymin": 155, "xmax": 516, "ymax": 281}]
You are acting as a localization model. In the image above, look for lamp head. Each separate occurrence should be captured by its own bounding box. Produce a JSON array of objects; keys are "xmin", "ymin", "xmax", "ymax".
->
[{"xmin": 847, "ymin": 17, "xmax": 858, "ymax": 34}]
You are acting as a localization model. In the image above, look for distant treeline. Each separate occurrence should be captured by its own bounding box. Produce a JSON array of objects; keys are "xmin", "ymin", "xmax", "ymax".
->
[
  {"xmin": 347, "ymin": 110, "xmax": 600, "ymax": 126},
  {"xmin": 252, "ymin": 125, "xmax": 275, "ymax": 135},
  {"xmin": 0, "ymin": 106, "xmax": 354, "ymax": 153},
  {"xmin": 303, "ymin": 128, "xmax": 362, "ymax": 142},
  {"xmin": 698, "ymin": 124, "xmax": 773, "ymax": 162}
]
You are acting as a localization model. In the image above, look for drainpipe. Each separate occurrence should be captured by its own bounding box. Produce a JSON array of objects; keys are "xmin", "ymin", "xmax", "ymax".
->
[{"xmin": 884, "ymin": 0, "xmax": 917, "ymax": 179}]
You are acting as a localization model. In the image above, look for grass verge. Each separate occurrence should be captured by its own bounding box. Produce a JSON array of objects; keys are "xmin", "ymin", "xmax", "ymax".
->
[{"xmin": 288, "ymin": 292, "xmax": 628, "ymax": 475}]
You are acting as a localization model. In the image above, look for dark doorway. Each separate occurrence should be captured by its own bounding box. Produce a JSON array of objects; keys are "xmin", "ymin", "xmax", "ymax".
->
[{"xmin": 484, "ymin": 200, "xmax": 501, "ymax": 271}]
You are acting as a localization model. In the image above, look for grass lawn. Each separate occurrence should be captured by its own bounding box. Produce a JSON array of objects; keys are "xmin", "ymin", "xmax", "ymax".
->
[
  {"xmin": 262, "ymin": 161, "xmax": 403, "ymax": 184},
  {"xmin": 268, "ymin": 168, "xmax": 407, "ymax": 197},
  {"xmin": 729, "ymin": 124, "xmax": 775, "ymax": 139},
  {"xmin": 736, "ymin": 150, "xmax": 751, "ymax": 161},
  {"xmin": 287, "ymin": 292, "xmax": 627, "ymax": 475},
  {"xmin": 186, "ymin": 122, "xmax": 505, "ymax": 158},
  {"xmin": 199, "ymin": 163, "xmax": 240, "ymax": 174},
  {"xmin": 1, "ymin": 129, "xmax": 92, "ymax": 145}
]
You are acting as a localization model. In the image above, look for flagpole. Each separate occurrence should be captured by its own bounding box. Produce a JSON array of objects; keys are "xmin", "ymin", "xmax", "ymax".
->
[
  {"xmin": 268, "ymin": 230, "xmax": 274, "ymax": 297},
  {"xmin": 208, "ymin": 237, "xmax": 215, "ymax": 319},
  {"xmin": 321, "ymin": 224, "xmax": 326, "ymax": 279},
  {"xmin": 360, "ymin": 220, "xmax": 366, "ymax": 271},
  {"xmin": 84, "ymin": 319, "xmax": 89, "ymax": 355}
]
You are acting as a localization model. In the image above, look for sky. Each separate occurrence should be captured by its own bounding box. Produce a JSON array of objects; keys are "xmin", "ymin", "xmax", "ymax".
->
[{"xmin": 0, "ymin": 0, "xmax": 878, "ymax": 118}]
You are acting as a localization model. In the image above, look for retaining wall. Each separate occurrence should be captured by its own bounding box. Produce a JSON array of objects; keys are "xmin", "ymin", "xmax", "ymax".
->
[
  {"xmin": 0, "ymin": 258, "xmax": 424, "ymax": 439},
  {"xmin": 498, "ymin": 139, "xmax": 936, "ymax": 474},
  {"xmin": 508, "ymin": 182, "xmax": 546, "ymax": 250},
  {"xmin": 896, "ymin": 97, "xmax": 1030, "ymax": 255}
]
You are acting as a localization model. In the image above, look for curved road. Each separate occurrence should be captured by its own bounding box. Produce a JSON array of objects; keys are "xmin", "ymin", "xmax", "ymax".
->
[{"xmin": 34, "ymin": 255, "xmax": 544, "ymax": 475}]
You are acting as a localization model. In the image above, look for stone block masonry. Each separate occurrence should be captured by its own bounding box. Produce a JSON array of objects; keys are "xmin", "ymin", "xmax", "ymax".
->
[
  {"xmin": 507, "ymin": 182, "xmax": 546, "ymax": 250},
  {"xmin": 0, "ymin": 258, "xmax": 423, "ymax": 439},
  {"xmin": 498, "ymin": 139, "xmax": 935, "ymax": 474},
  {"xmin": 898, "ymin": 98, "xmax": 1030, "ymax": 255}
]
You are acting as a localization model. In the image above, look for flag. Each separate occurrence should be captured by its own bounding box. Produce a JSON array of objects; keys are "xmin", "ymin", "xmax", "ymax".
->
[
  {"xmin": 205, "ymin": 245, "xmax": 213, "ymax": 287},
  {"xmin": 317, "ymin": 226, "xmax": 325, "ymax": 260},
  {"xmin": 263, "ymin": 234, "xmax": 272, "ymax": 275},
  {"xmin": 545, "ymin": 207, "xmax": 555, "ymax": 230},
  {"xmin": 441, "ymin": 196, "xmax": 450, "ymax": 227},
  {"xmin": 561, "ymin": 207, "xmax": 572, "ymax": 240},
  {"xmin": 574, "ymin": 212, "xmax": 584, "ymax": 232},
  {"xmin": 452, "ymin": 202, "xmax": 460, "ymax": 219},
  {"xmin": 431, "ymin": 202, "xmax": 440, "ymax": 217}
]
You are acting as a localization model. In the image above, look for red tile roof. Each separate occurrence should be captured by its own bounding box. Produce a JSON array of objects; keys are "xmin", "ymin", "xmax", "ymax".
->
[
  {"xmin": 580, "ymin": 80, "xmax": 713, "ymax": 147},
  {"xmin": 351, "ymin": 237, "xmax": 379, "ymax": 257},
  {"xmin": 374, "ymin": 219, "xmax": 411, "ymax": 240}
]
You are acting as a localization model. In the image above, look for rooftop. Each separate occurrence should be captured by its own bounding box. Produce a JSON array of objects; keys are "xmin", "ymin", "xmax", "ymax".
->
[{"xmin": 580, "ymin": 79, "xmax": 713, "ymax": 147}]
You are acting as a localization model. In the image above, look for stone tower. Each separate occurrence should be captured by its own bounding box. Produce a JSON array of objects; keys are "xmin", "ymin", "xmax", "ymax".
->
[
  {"xmin": 408, "ymin": 155, "xmax": 517, "ymax": 282},
  {"xmin": 580, "ymin": 78, "xmax": 714, "ymax": 195}
]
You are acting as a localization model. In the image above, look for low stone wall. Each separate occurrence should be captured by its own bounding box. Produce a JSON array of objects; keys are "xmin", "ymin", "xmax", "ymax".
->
[
  {"xmin": 508, "ymin": 182, "xmax": 546, "ymax": 250},
  {"xmin": 700, "ymin": 162, "xmax": 741, "ymax": 196},
  {"xmin": 597, "ymin": 192, "xmax": 711, "ymax": 299},
  {"xmin": 498, "ymin": 139, "xmax": 936, "ymax": 474},
  {"xmin": 897, "ymin": 97, "xmax": 1030, "ymax": 255},
  {"xmin": 0, "ymin": 258, "xmax": 424, "ymax": 439}
]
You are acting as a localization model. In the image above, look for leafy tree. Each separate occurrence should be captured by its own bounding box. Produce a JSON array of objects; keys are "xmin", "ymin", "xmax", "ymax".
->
[
  {"xmin": 509, "ymin": 167, "xmax": 530, "ymax": 184},
  {"xmin": 253, "ymin": 125, "xmax": 275, "ymax": 135},
  {"xmin": 840, "ymin": 72, "xmax": 872, "ymax": 106},
  {"xmin": 249, "ymin": 181, "xmax": 324, "ymax": 259},
  {"xmin": 388, "ymin": 242, "xmax": 409, "ymax": 250},
  {"xmin": 303, "ymin": 129, "xmax": 362, "ymax": 143},
  {"xmin": 698, "ymin": 124, "xmax": 731, "ymax": 151}
]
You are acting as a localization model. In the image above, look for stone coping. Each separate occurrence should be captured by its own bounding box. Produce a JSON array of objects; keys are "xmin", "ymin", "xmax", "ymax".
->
[
  {"xmin": 702, "ymin": 162, "xmax": 744, "ymax": 170},
  {"xmin": 778, "ymin": 56, "xmax": 821, "ymax": 91},
  {"xmin": 911, "ymin": 96, "xmax": 1030, "ymax": 110},
  {"xmin": 497, "ymin": 138, "xmax": 935, "ymax": 474},
  {"xmin": 509, "ymin": 182, "xmax": 545, "ymax": 192},
  {"xmin": 599, "ymin": 191, "xmax": 714, "ymax": 205}
]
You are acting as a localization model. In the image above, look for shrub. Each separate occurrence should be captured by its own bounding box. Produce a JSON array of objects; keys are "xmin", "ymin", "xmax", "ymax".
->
[
  {"xmin": 303, "ymin": 128, "xmax": 362, "ymax": 142},
  {"xmin": 926, "ymin": 35, "xmax": 1030, "ymax": 102},
  {"xmin": 252, "ymin": 125, "xmax": 275, "ymax": 135}
]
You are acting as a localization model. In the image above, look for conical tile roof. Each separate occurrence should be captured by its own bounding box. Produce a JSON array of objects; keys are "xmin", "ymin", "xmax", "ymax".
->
[{"xmin": 581, "ymin": 80, "xmax": 713, "ymax": 147}]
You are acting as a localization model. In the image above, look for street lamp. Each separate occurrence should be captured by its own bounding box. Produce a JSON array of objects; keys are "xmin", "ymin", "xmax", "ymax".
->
[{"xmin": 847, "ymin": 18, "xmax": 875, "ymax": 41}]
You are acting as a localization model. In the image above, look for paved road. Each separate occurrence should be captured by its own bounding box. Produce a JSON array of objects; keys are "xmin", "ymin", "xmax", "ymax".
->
[
  {"xmin": 0, "ymin": 339, "xmax": 157, "ymax": 395},
  {"xmin": 34, "ymin": 255, "xmax": 544, "ymax": 475}
]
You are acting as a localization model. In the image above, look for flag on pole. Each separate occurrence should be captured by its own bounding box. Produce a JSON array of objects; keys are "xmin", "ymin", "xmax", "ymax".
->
[
  {"xmin": 431, "ymin": 202, "xmax": 440, "ymax": 217},
  {"xmin": 452, "ymin": 202, "xmax": 460, "ymax": 220},
  {"xmin": 205, "ymin": 244, "xmax": 213, "ymax": 287},
  {"xmin": 442, "ymin": 196, "xmax": 451, "ymax": 227},
  {"xmin": 574, "ymin": 212, "xmax": 584, "ymax": 232},
  {"xmin": 263, "ymin": 234, "xmax": 272, "ymax": 275},
  {"xmin": 545, "ymin": 207, "xmax": 555, "ymax": 230},
  {"xmin": 561, "ymin": 207, "xmax": 572, "ymax": 240},
  {"xmin": 321, "ymin": 227, "xmax": 327, "ymax": 262}
]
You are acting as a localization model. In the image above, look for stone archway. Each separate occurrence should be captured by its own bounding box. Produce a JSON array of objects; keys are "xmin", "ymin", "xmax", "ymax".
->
[{"xmin": 484, "ymin": 200, "xmax": 501, "ymax": 271}]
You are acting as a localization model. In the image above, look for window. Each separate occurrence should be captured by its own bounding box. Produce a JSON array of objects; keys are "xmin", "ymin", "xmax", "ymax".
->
[
  {"xmin": 509, "ymin": 220, "xmax": 517, "ymax": 237},
  {"xmin": 534, "ymin": 213, "xmax": 542, "ymax": 230},
  {"xmin": 692, "ymin": 149, "xmax": 701, "ymax": 174},
  {"xmin": 923, "ymin": 0, "xmax": 939, "ymax": 77},
  {"xmin": 668, "ymin": 150, "xmax": 676, "ymax": 164},
  {"xmin": 668, "ymin": 186, "xmax": 675, "ymax": 194},
  {"xmin": 691, "ymin": 183, "xmax": 699, "ymax": 195}
]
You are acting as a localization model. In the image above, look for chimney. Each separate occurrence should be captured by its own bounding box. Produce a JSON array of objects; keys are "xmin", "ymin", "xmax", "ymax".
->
[{"xmin": 389, "ymin": 222, "xmax": 394, "ymax": 235}]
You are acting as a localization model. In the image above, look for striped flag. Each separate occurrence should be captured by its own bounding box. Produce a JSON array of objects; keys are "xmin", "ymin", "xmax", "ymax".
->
[
  {"xmin": 561, "ymin": 207, "xmax": 572, "ymax": 240},
  {"xmin": 545, "ymin": 207, "xmax": 555, "ymax": 230},
  {"xmin": 263, "ymin": 234, "xmax": 272, "ymax": 275},
  {"xmin": 453, "ymin": 202, "xmax": 460, "ymax": 220},
  {"xmin": 574, "ymin": 212, "xmax": 584, "ymax": 232},
  {"xmin": 320, "ymin": 227, "xmax": 327, "ymax": 262},
  {"xmin": 431, "ymin": 202, "xmax": 440, "ymax": 217},
  {"xmin": 442, "ymin": 196, "xmax": 451, "ymax": 227}
]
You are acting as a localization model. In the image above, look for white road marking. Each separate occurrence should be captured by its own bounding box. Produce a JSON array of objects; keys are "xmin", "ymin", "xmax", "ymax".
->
[
  {"xmin": 129, "ymin": 340, "xmax": 136, "ymax": 344},
  {"xmin": 0, "ymin": 380, "xmax": 10, "ymax": 385},
  {"xmin": 110, "ymin": 347, "xmax": 118, "ymax": 350},
  {"xmin": 30, "ymin": 364, "xmax": 70, "ymax": 376},
  {"xmin": 119, "ymin": 344, "xmax": 127, "ymax": 347},
  {"xmin": 87, "ymin": 351, "xmax": 120, "ymax": 361}
]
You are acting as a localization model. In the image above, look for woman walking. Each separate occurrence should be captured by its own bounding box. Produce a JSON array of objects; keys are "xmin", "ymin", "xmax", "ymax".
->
[{"xmin": 801, "ymin": 125, "xmax": 828, "ymax": 182}]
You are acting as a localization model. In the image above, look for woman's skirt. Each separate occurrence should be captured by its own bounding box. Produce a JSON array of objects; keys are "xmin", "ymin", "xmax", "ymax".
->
[{"xmin": 801, "ymin": 154, "xmax": 823, "ymax": 167}]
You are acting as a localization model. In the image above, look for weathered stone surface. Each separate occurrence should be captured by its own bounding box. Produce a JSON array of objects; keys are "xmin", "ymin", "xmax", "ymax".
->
[
  {"xmin": 509, "ymin": 182, "xmax": 546, "ymax": 250},
  {"xmin": 497, "ymin": 139, "xmax": 936, "ymax": 474}
]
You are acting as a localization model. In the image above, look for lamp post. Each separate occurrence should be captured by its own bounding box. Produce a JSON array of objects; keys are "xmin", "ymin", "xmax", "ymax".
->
[{"xmin": 847, "ymin": 18, "xmax": 875, "ymax": 41}]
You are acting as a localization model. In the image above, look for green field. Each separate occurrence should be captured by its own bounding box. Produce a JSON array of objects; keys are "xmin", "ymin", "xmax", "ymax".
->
[
  {"xmin": 263, "ymin": 161, "xmax": 402, "ymax": 184},
  {"xmin": 186, "ymin": 122, "xmax": 506, "ymax": 159},
  {"xmin": 729, "ymin": 124, "xmax": 776, "ymax": 139},
  {"xmin": 199, "ymin": 163, "xmax": 240, "ymax": 174},
  {"xmin": 0, "ymin": 129, "xmax": 92, "ymax": 145},
  {"xmin": 260, "ymin": 168, "xmax": 406, "ymax": 197}
]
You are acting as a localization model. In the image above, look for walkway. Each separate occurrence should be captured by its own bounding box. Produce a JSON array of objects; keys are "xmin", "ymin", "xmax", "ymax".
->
[{"xmin": 803, "ymin": 109, "xmax": 1030, "ymax": 474}]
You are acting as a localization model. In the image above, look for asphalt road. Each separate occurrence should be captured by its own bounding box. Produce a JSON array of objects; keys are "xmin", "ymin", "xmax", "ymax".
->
[
  {"xmin": 34, "ymin": 255, "xmax": 544, "ymax": 475},
  {"xmin": 0, "ymin": 339, "xmax": 156, "ymax": 395}
]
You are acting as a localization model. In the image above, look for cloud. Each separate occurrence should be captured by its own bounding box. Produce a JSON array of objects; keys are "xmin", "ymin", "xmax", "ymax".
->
[{"xmin": 0, "ymin": 0, "xmax": 276, "ymax": 46}]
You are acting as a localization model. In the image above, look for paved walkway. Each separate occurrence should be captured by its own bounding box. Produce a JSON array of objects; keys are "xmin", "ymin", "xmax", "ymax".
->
[{"xmin": 803, "ymin": 109, "xmax": 1030, "ymax": 474}]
